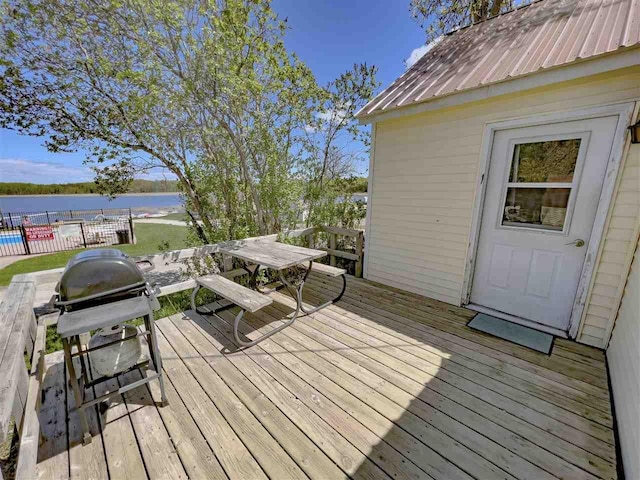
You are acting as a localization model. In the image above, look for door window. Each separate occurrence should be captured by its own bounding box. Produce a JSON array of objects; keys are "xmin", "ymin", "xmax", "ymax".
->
[{"xmin": 501, "ymin": 139, "xmax": 581, "ymax": 231}]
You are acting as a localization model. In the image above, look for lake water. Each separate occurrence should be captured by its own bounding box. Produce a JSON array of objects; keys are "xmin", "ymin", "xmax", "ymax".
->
[{"xmin": 0, "ymin": 193, "xmax": 182, "ymax": 213}]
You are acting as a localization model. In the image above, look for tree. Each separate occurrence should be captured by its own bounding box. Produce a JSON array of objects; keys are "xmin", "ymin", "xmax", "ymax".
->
[
  {"xmin": 298, "ymin": 63, "xmax": 377, "ymax": 228},
  {"xmin": 1, "ymin": 0, "xmax": 376, "ymax": 243},
  {"xmin": 410, "ymin": 0, "xmax": 513, "ymax": 40}
]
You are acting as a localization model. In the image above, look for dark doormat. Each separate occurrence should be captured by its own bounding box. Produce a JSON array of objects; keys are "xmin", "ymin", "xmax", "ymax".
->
[{"xmin": 468, "ymin": 313, "xmax": 554, "ymax": 354}]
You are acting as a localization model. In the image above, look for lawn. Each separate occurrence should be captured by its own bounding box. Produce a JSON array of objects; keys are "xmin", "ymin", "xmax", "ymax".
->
[
  {"xmin": 159, "ymin": 211, "xmax": 189, "ymax": 222},
  {"xmin": 0, "ymin": 223, "xmax": 190, "ymax": 286},
  {"xmin": 0, "ymin": 222, "xmax": 193, "ymax": 354}
]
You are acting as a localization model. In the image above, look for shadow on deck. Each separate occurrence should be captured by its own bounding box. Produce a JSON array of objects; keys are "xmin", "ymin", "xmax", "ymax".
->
[{"xmin": 35, "ymin": 275, "xmax": 617, "ymax": 480}]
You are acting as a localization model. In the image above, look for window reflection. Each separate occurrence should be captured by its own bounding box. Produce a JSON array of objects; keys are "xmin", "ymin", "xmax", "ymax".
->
[{"xmin": 502, "ymin": 188, "xmax": 571, "ymax": 230}]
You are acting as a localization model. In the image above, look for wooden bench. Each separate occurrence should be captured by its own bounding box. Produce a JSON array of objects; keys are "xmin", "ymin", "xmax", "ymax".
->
[
  {"xmin": 309, "ymin": 262, "xmax": 346, "ymax": 277},
  {"xmin": 190, "ymin": 274, "xmax": 274, "ymax": 348}
]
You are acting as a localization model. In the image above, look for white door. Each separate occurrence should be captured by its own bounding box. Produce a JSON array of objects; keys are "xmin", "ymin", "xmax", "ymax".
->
[{"xmin": 471, "ymin": 116, "xmax": 618, "ymax": 331}]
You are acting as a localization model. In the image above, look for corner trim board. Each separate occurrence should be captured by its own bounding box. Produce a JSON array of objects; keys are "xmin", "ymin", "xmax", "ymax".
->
[{"xmin": 364, "ymin": 123, "xmax": 377, "ymax": 279}]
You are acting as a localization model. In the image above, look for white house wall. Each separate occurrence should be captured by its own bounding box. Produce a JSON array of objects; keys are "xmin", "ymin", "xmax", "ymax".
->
[
  {"xmin": 607, "ymin": 239, "xmax": 640, "ymax": 480},
  {"xmin": 366, "ymin": 65, "xmax": 640, "ymax": 347}
]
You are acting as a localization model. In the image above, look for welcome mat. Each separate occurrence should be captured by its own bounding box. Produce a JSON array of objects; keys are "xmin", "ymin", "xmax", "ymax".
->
[{"xmin": 468, "ymin": 313, "xmax": 554, "ymax": 354}]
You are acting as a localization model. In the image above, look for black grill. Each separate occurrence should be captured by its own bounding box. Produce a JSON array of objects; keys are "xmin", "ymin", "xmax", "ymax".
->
[{"xmin": 55, "ymin": 249, "xmax": 154, "ymax": 311}]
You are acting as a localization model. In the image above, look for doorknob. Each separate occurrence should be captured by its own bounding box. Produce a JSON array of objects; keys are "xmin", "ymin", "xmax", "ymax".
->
[{"xmin": 566, "ymin": 239, "xmax": 585, "ymax": 247}]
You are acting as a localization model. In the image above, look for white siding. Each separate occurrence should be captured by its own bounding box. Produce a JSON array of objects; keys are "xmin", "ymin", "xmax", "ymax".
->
[
  {"xmin": 607, "ymin": 240, "xmax": 640, "ymax": 480},
  {"xmin": 367, "ymin": 65, "xmax": 640, "ymax": 345},
  {"xmin": 579, "ymin": 143, "xmax": 640, "ymax": 346}
]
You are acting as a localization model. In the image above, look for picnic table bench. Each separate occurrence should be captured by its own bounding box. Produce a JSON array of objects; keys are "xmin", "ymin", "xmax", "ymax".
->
[{"xmin": 191, "ymin": 241, "xmax": 347, "ymax": 347}]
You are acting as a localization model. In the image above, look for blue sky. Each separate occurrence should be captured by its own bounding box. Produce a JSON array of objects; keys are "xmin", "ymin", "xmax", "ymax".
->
[{"xmin": 0, "ymin": 1, "xmax": 427, "ymax": 184}]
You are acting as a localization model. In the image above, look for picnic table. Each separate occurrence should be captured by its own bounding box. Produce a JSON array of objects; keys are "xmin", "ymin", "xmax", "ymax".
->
[{"xmin": 191, "ymin": 241, "xmax": 347, "ymax": 347}]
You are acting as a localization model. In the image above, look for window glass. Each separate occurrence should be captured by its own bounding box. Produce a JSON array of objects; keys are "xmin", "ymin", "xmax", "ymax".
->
[
  {"xmin": 509, "ymin": 139, "xmax": 581, "ymax": 183},
  {"xmin": 502, "ymin": 188, "xmax": 571, "ymax": 231}
]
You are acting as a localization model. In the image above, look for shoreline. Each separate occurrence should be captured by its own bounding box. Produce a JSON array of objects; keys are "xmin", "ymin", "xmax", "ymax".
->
[{"xmin": 0, "ymin": 192, "xmax": 180, "ymax": 198}]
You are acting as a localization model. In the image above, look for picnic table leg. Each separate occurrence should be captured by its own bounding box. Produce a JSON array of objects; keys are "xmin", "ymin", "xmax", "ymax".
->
[
  {"xmin": 295, "ymin": 264, "xmax": 347, "ymax": 315},
  {"xmin": 246, "ymin": 263, "xmax": 279, "ymax": 294},
  {"xmin": 231, "ymin": 266, "xmax": 305, "ymax": 348}
]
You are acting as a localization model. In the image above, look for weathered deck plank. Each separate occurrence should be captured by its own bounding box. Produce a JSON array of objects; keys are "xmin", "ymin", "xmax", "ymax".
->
[
  {"xmin": 306, "ymin": 277, "xmax": 613, "ymax": 419},
  {"xmin": 164, "ymin": 313, "xmax": 360, "ymax": 480},
  {"xmin": 302, "ymin": 279, "xmax": 615, "ymax": 440},
  {"xmin": 155, "ymin": 318, "xmax": 306, "ymax": 480},
  {"xmin": 36, "ymin": 352, "xmax": 68, "ymax": 480},
  {"xmin": 277, "ymin": 286, "xmax": 616, "ymax": 480},
  {"xmin": 93, "ymin": 377, "xmax": 147, "ymax": 480},
  {"xmin": 173, "ymin": 314, "xmax": 392, "ymax": 480},
  {"xmin": 35, "ymin": 276, "xmax": 617, "ymax": 480},
  {"xmin": 117, "ymin": 370, "xmax": 188, "ymax": 480},
  {"xmin": 328, "ymin": 277, "xmax": 611, "ymax": 394},
  {"xmin": 153, "ymin": 329, "xmax": 267, "ymax": 480}
]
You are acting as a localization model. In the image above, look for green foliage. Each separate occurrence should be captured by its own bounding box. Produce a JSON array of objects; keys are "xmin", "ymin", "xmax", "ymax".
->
[
  {"xmin": 410, "ymin": 0, "xmax": 511, "ymax": 40},
  {"xmin": 0, "ymin": 0, "xmax": 377, "ymax": 243},
  {"xmin": 0, "ymin": 223, "xmax": 189, "ymax": 286},
  {"xmin": 0, "ymin": 179, "xmax": 179, "ymax": 195},
  {"xmin": 338, "ymin": 176, "xmax": 368, "ymax": 193}
]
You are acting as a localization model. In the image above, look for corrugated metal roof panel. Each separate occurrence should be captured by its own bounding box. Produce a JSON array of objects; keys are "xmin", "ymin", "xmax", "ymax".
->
[{"xmin": 358, "ymin": 0, "xmax": 640, "ymax": 118}]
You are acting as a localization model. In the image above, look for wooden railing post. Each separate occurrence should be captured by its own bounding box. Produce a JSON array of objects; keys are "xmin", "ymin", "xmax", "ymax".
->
[
  {"xmin": 329, "ymin": 232, "xmax": 337, "ymax": 266},
  {"xmin": 355, "ymin": 230, "xmax": 364, "ymax": 278}
]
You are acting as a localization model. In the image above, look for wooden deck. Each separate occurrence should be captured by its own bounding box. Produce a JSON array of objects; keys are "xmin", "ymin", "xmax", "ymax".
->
[{"xmin": 35, "ymin": 274, "xmax": 617, "ymax": 480}]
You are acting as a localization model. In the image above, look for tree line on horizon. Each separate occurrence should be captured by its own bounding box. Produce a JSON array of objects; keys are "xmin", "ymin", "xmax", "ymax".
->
[{"xmin": 0, "ymin": 179, "xmax": 180, "ymax": 195}]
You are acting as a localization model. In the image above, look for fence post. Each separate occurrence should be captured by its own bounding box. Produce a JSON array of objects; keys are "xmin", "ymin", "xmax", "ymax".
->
[
  {"xmin": 21, "ymin": 225, "xmax": 31, "ymax": 255},
  {"xmin": 329, "ymin": 232, "xmax": 337, "ymax": 267},
  {"xmin": 79, "ymin": 222, "xmax": 88, "ymax": 248},
  {"xmin": 69, "ymin": 210, "xmax": 73, "ymax": 219},
  {"xmin": 45, "ymin": 211, "xmax": 50, "ymax": 224},
  {"xmin": 355, "ymin": 230, "xmax": 364, "ymax": 278}
]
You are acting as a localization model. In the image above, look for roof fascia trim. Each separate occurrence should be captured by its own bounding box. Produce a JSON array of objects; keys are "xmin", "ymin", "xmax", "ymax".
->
[{"xmin": 358, "ymin": 47, "xmax": 640, "ymax": 125}]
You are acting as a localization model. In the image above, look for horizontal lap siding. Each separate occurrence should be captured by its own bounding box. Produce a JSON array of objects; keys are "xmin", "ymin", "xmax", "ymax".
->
[
  {"xmin": 579, "ymin": 143, "xmax": 640, "ymax": 348},
  {"xmin": 606, "ymin": 241, "xmax": 640, "ymax": 480},
  {"xmin": 367, "ymin": 65, "xmax": 640, "ymax": 347}
]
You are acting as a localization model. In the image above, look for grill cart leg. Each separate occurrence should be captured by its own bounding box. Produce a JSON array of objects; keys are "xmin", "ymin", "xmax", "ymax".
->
[
  {"xmin": 62, "ymin": 337, "xmax": 92, "ymax": 445},
  {"xmin": 144, "ymin": 312, "xmax": 168, "ymax": 407}
]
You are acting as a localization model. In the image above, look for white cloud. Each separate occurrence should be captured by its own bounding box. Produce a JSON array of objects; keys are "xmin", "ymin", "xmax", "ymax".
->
[
  {"xmin": 0, "ymin": 158, "xmax": 93, "ymax": 183},
  {"xmin": 316, "ymin": 109, "xmax": 348, "ymax": 123},
  {"xmin": 405, "ymin": 36, "xmax": 443, "ymax": 69},
  {"xmin": 304, "ymin": 124, "xmax": 317, "ymax": 133},
  {"xmin": 0, "ymin": 158, "xmax": 175, "ymax": 184}
]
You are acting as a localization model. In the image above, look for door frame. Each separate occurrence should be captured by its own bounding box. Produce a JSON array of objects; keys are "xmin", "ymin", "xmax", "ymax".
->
[{"xmin": 461, "ymin": 102, "xmax": 635, "ymax": 338}]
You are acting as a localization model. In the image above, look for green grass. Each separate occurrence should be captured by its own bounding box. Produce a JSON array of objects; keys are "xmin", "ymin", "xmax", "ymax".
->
[
  {"xmin": 159, "ymin": 212, "xmax": 189, "ymax": 222},
  {"xmin": 1, "ymin": 221, "xmax": 206, "ymax": 354},
  {"xmin": 0, "ymin": 223, "xmax": 190, "ymax": 286}
]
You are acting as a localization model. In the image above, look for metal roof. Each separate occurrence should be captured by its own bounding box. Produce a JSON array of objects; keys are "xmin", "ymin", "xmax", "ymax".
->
[{"xmin": 357, "ymin": 0, "xmax": 640, "ymax": 119}]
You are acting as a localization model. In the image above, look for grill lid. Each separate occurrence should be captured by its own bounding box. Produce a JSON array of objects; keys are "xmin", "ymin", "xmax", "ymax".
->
[{"xmin": 56, "ymin": 249, "xmax": 147, "ymax": 306}]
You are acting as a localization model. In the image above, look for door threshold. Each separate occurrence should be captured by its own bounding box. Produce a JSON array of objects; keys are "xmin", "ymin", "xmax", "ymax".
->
[{"xmin": 466, "ymin": 304, "xmax": 569, "ymax": 338}]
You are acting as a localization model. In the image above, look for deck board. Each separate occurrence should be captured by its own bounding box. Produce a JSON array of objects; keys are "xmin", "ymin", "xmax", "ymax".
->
[
  {"xmin": 305, "ymin": 278, "xmax": 613, "ymax": 418},
  {"xmin": 302, "ymin": 279, "xmax": 615, "ymax": 430},
  {"xmin": 35, "ymin": 352, "xmax": 68, "ymax": 480},
  {"xmin": 37, "ymin": 275, "xmax": 618, "ymax": 480}
]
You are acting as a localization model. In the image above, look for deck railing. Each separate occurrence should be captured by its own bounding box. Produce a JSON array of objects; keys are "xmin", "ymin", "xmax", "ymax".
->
[{"xmin": 0, "ymin": 225, "xmax": 364, "ymax": 480}]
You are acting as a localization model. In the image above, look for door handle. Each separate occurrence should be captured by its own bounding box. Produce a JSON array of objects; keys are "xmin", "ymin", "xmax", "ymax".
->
[{"xmin": 566, "ymin": 239, "xmax": 585, "ymax": 247}]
